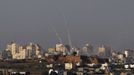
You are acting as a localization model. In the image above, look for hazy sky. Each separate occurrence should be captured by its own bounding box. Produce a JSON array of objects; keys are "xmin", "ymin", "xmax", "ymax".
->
[{"xmin": 0, "ymin": 0, "xmax": 134, "ymax": 50}]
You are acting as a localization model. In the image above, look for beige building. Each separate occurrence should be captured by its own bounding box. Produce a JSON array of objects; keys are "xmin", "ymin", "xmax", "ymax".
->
[
  {"xmin": 13, "ymin": 46, "xmax": 27, "ymax": 59},
  {"xmin": 98, "ymin": 45, "xmax": 112, "ymax": 57},
  {"xmin": 55, "ymin": 43, "xmax": 66, "ymax": 53},
  {"xmin": 98, "ymin": 45, "xmax": 105, "ymax": 54},
  {"xmin": 98, "ymin": 45, "xmax": 105, "ymax": 57},
  {"xmin": 48, "ymin": 48, "xmax": 55, "ymax": 53}
]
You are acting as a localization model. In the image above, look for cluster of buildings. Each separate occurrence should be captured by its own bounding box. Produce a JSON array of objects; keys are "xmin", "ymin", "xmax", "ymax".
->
[
  {"xmin": 47, "ymin": 43, "xmax": 94, "ymax": 56},
  {"xmin": 0, "ymin": 41, "xmax": 133, "ymax": 64},
  {"xmin": 0, "ymin": 42, "xmax": 134, "ymax": 63},
  {"xmin": 0, "ymin": 42, "xmax": 134, "ymax": 74},
  {"xmin": 112, "ymin": 49, "xmax": 134, "ymax": 63},
  {"xmin": 45, "ymin": 44, "xmax": 134, "ymax": 75},
  {"xmin": 4, "ymin": 42, "xmax": 42, "ymax": 59},
  {"xmin": 47, "ymin": 43, "xmax": 67, "ymax": 55}
]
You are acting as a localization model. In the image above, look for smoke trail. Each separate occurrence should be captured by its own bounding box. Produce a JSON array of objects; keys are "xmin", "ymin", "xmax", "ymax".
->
[
  {"xmin": 50, "ymin": 24, "xmax": 63, "ymax": 44},
  {"xmin": 62, "ymin": 11, "xmax": 73, "ymax": 49},
  {"xmin": 51, "ymin": 4, "xmax": 73, "ymax": 49}
]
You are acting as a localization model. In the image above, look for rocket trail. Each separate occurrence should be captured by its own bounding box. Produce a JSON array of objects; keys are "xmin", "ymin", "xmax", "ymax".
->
[
  {"xmin": 50, "ymin": 24, "xmax": 63, "ymax": 44},
  {"xmin": 62, "ymin": 11, "xmax": 73, "ymax": 49}
]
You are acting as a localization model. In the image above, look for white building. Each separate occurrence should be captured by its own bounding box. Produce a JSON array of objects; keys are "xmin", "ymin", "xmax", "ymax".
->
[{"xmin": 6, "ymin": 42, "xmax": 19, "ymax": 59}]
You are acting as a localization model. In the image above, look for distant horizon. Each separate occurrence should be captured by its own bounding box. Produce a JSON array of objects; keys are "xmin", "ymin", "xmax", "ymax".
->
[{"xmin": 0, "ymin": 40, "xmax": 133, "ymax": 52}]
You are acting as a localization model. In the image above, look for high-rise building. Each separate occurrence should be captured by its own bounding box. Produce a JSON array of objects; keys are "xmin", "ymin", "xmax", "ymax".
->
[
  {"xmin": 35, "ymin": 44, "xmax": 42, "ymax": 58},
  {"xmin": 6, "ymin": 42, "xmax": 19, "ymax": 59},
  {"xmin": 81, "ymin": 43, "xmax": 93, "ymax": 56},
  {"xmin": 98, "ymin": 45, "xmax": 105, "ymax": 57},
  {"xmin": 5, "ymin": 42, "xmax": 42, "ymax": 59},
  {"xmin": 26, "ymin": 43, "xmax": 35, "ymax": 59},
  {"xmin": 98, "ymin": 45, "xmax": 112, "ymax": 57}
]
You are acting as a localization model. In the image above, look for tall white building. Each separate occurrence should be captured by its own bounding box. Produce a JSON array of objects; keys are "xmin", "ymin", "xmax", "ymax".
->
[{"xmin": 6, "ymin": 42, "xmax": 19, "ymax": 59}]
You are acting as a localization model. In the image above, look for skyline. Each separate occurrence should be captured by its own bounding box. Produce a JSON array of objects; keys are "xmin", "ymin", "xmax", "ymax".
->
[{"xmin": 0, "ymin": 0, "xmax": 134, "ymax": 50}]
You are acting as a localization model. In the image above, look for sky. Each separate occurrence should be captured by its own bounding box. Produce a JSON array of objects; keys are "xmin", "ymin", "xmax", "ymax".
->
[{"xmin": 0, "ymin": 0, "xmax": 134, "ymax": 50}]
